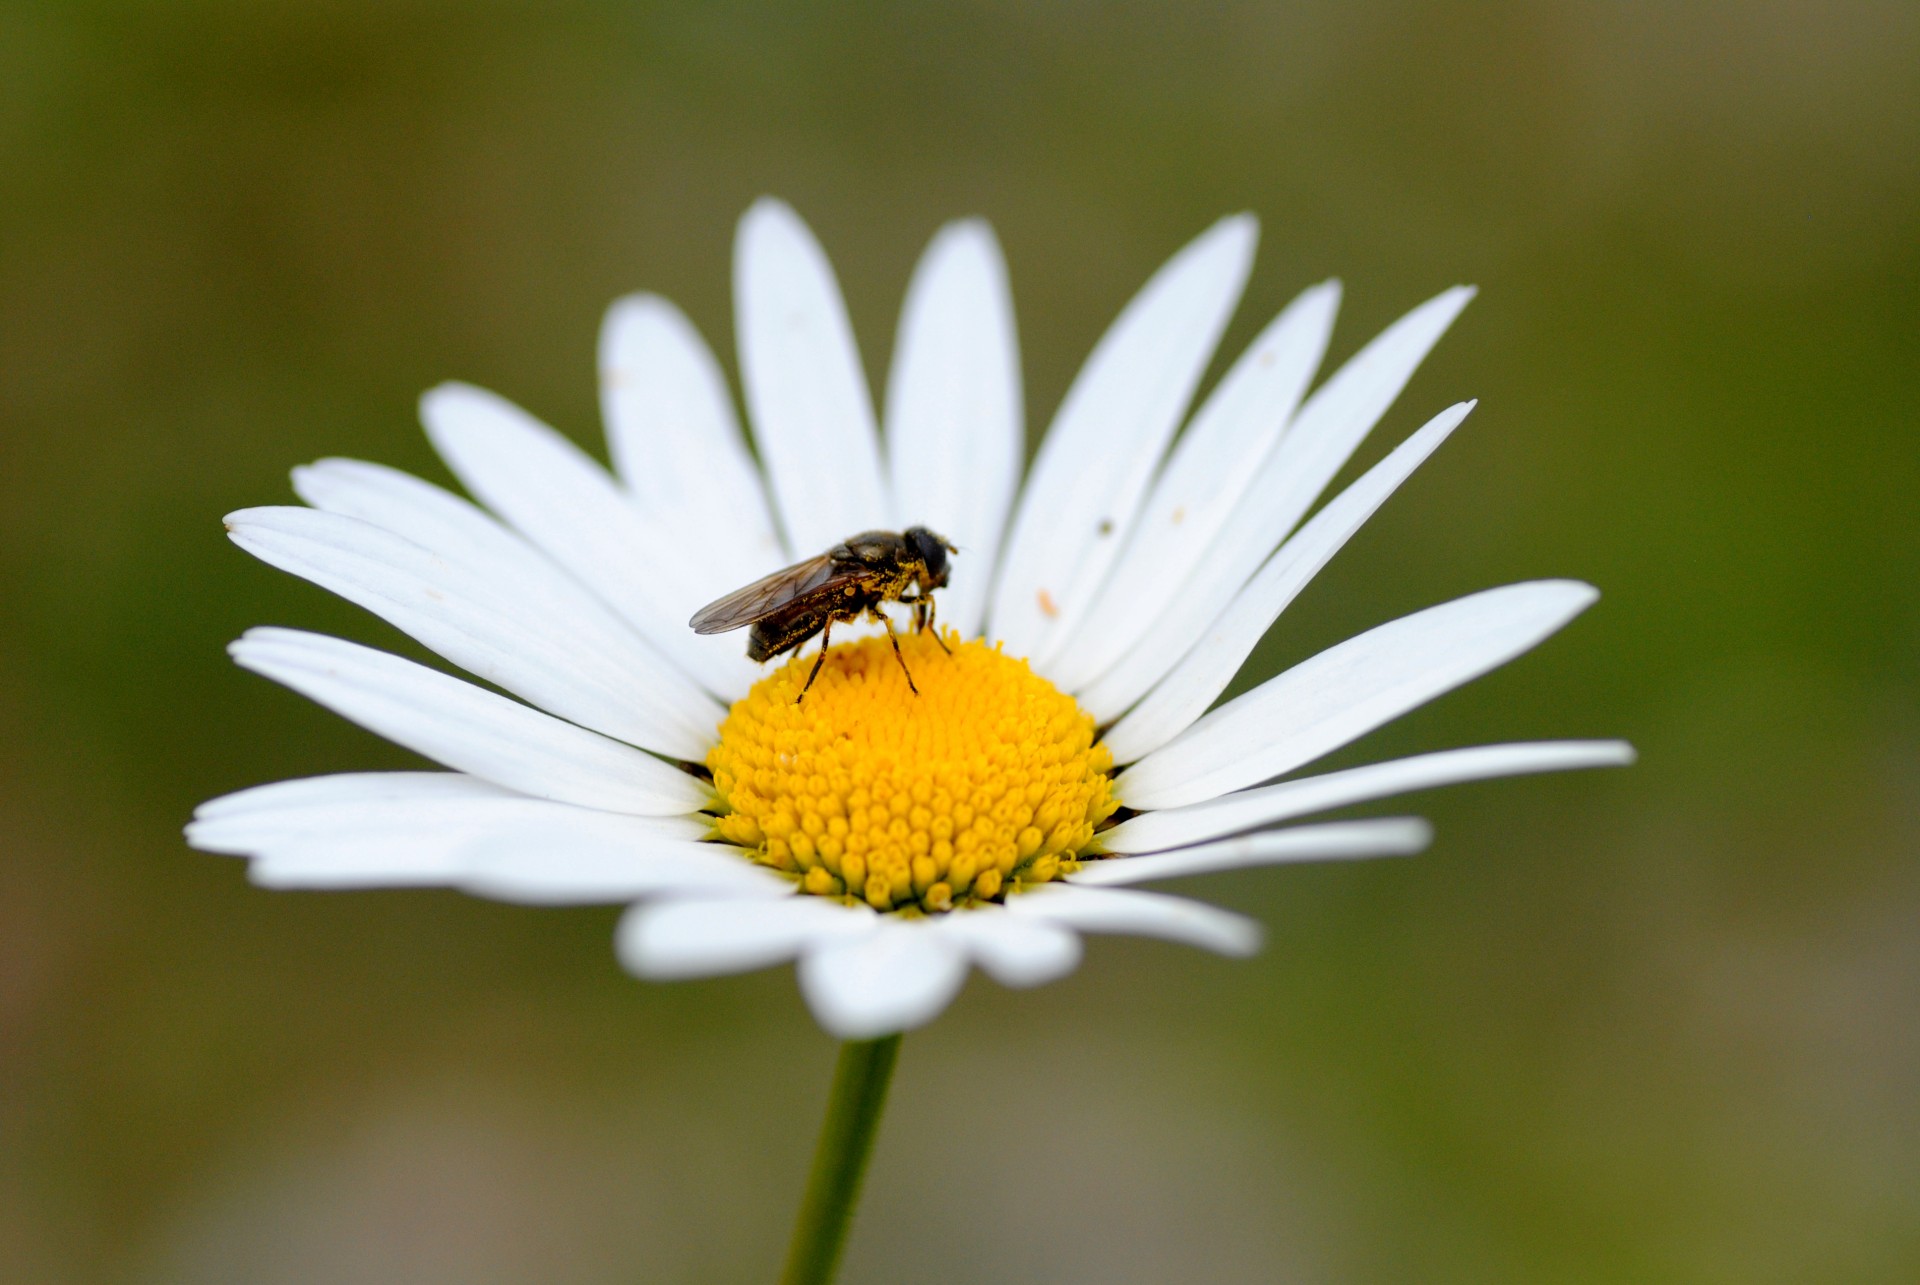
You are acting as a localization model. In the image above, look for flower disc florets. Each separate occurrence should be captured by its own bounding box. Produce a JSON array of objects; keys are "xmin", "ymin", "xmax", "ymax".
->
[{"xmin": 707, "ymin": 631, "xmax": 1117, "ymax": 913}]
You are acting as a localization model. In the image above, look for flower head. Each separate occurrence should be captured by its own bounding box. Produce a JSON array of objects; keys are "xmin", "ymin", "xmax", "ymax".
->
[{"xmin": 190, "ymin": 198, "xmax": 1631, "ymax": 1039}]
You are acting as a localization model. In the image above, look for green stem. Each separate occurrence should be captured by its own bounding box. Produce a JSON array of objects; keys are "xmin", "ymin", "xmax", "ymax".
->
[{"xmin": 779, "ymin": 1035, "xmax": 904, "ymax": 1285}]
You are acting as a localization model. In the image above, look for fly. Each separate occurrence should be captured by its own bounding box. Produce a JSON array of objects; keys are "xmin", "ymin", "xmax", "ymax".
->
[{"xmin": 689, "ymin": 525, "xmax": 958, "ymax": 700}]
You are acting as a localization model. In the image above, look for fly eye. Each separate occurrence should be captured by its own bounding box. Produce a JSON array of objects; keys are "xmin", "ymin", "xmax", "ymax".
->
[{"xmin": 908, "ymin": 528, "xmax": 947, "ymax": 577}]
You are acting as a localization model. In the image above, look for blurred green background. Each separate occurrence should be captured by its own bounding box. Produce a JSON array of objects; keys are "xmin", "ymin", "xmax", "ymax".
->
[{"xmin": 2, "ymin": 2, "xmax": 1916, "ymax": 1281}]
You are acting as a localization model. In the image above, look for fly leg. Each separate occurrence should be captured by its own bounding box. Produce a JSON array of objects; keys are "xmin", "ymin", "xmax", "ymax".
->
[
  {"xmin": 901, "ymin": 592, "xmax": 951, "ymax": 654},
  {"xmin": 877, "ymin": 611, "xmax": 919, "ymax": 696},
  {"xmin": 924, "ymin": 594, "xmax": 949, "ymax": 654},
  {"xmin": 796, "ymin": 619, "xmax": 833, "ymax": 703}
]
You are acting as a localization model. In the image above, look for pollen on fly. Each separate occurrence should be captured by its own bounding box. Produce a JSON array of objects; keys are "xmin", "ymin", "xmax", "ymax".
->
[{"xmin": 689, "ymin": 526, "xmax": 958, "ymax": 701}]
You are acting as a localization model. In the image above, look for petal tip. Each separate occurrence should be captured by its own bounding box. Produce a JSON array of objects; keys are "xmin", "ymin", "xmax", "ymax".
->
[
  {"xmin": 744, "ymin": 193, "xmax": 798, "ymax": 222},
  {"xmin": 738, "ymin": 196, "xmax": 812, "ymax": 253},
  {"xmin": 1393, "ymin": 816, "xmax": 1437, "ymax": 853},
  {"xmin": 1217, "ymin": 918, "xmax": 1265, "ymax": 957},
  {"xmin": 1300, "ymin": 276, "xmax": 1343, "ymax": 312},
  {"xmin": 797, "ymin": 928, "xmax": 969, "ymax": 1039},
  {"xmin": 939, "ymin": 215, "xmax": 997, "ymax": 244},
  {"xmin": 599, "ymin": 291, "xmax": 659, "ymax": 338},
  {"xmin": 1201, "ymin": 211, "xmax": 1260, "ymax": 266},
  {"xmin": 1216, "ymin": 209, "xmax": 1259, "ymax": 242},
  {"xmin": 1557, "ymin": 578, "xmax": 1602, "ymax": 609},
  {"xmin": 926, "ymin": 217, "xmax": 1008, "ymax": 280},
  {"xmin": 417, "ymin": 381, "xmax": 479, "ymax": 433},
  {"xmin": 598, "ymin": 292, "xmax": 689, "ymax": 376},
  {"xmin": 1416, "ymin": 283, "xmax": 1477, "ymax": 329},
  {"xmin": 610, "ymin": 904, "xmax": 676, "ymax": 979}
]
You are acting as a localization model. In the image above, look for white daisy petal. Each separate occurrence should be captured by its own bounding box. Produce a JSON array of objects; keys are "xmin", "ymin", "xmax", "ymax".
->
[
  {"xmin": 991, "ymin": 215, "xmax": 1258, "ymax": 663},
  {"xmin": 456, "ymin": 826, "xmax": 792, "ymax": 905},
  {"xmin": 1006, "ymin": 885, "xmax": 1263, "ymax": 957},
  {"xmin": 191, "ymin": 770, "xmax": 509, "ymax": 820},
  {"xmin": 187, "ymin": 772, "xmax": 707, "ymax": 888},
  {"xmin": 292, "ymin": 460, "xmax": 730, "ymax": 749},
  {"xmin": 293, "ymin": 456, "xmax": 574, "ymax": 591},
  {"xmin": 229, "ymin": 628, "xmax": 710, "ymax": 815},
  {"xmin": 1094, "ymin": 400, "xmax": 1472, "ymax": 749},
  {"xmin": 735, "ymin": 198, "xmax": 889, "ymax": 552},
  {"xmin": 617, "ymin": 895, "xmax": 877, "ymax": 980},
  {"xmin": 1245, "ymin": 285, "xmax": 1476, "ymax": 543},
  {"xmin": 224, "ymin": 506, "xmax": 720, "ymax": 760},
  {"xmin": 883, "ymin": 220, "xmax": 1023, "ymax": 640},
  {"xmin": 931, "ymin": 906, "xmax": 1083, "ymax": 988},
  {"xmin": 1100, "ymin": 741, "xmax": 1635, "ymax": 854},
  {"xmin": 1071, "ymin": 818, "xmax": 1431, "ymax": 887},
  {"xmin": 1116, "ymin": 580, "xmax": 1600, "ymax": 811},
  {"xmin": 1047, "ymin": 280, "xmax": 1341, "ymax": 689},
  {"xmin": 419, "ymin": 381, "xmax": 758, "ymax": 699},
  {"xmin": 190, "ymin": 771, "xmax": 707, "ymax": 838},
  {"xmin": 244, "ymin": 851, "xmax": 452, "ymax": 889},
  {"xmin": 1092, "ymin": 286, "xmax": 1475, "ymax": 698},
  {"xmin": 598, "ymin": 293, "xmax": 788, "ymax": 578},
  {"xmin": 798, "ymin": 921, "xmax": 971, "ymax": 1039}
]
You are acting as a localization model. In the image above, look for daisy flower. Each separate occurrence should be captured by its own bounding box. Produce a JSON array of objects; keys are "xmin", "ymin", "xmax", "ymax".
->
[{"xmin": 189, "ymin": 199, "xmax": 1631, "ymax": 1043}]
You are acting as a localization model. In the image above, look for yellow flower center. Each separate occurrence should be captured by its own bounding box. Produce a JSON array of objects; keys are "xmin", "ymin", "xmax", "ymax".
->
[{"xmin": 707, "ymin": 631, "xmax": 1117, "ymax": 913}]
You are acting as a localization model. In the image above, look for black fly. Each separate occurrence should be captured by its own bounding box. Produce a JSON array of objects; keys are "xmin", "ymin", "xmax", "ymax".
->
[{"xmin": 689, "ymin": 526, "xmax": 958, "ymax": 700}]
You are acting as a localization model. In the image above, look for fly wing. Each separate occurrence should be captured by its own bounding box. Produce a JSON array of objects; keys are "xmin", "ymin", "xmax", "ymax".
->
[{"xmin": 689, "ymin": 553, "xmax": 846, "ymax": 633}]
